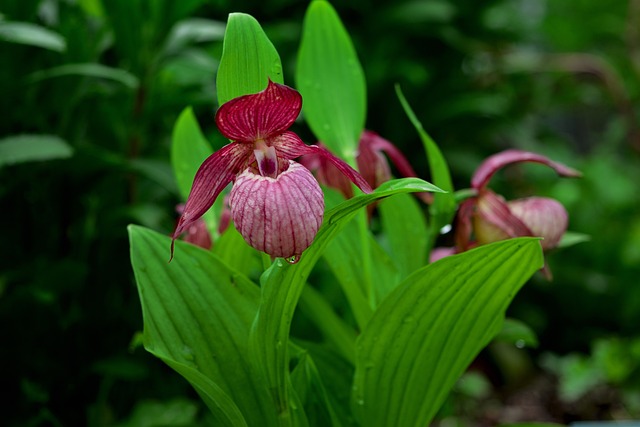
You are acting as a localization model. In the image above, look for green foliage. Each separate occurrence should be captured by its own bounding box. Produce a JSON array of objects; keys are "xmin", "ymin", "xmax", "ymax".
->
[
  {"xmin": 0, "ymin": 134, "xmax": 73, "ymax": 167},
  {"xmin": 0, "ymin": 20, "xmax": 66, "ymax": 51},
  {"xmin": 2, "ymin": 0, "xmax": 638, "ymax": 425},
  {"xmin": 296, "ymin": 0, "xmax": 367, "ymax": 163},
  {"xmin": 216, "ymin": 13, "xmax": 283, "ymax": 105},
  {"xmin": 352, "ymin": 238, "xmax": 543, "ymax": 427}
]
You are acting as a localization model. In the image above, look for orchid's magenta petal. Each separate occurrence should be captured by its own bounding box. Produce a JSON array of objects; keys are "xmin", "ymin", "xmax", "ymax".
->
[
  {"xmin": 454, "ymin": 198, "xmax": 477, "ymax": 251},
  {"xmin": 359, "ymin": 130, "xmax": 432, "ymax": 203},
  {"xmin": 473, "ymin": 190, "xmax": 533, "ymax": 245},
  {"xmin": 357, "ymin": 131, "xmax": 392, "ymax": 189},
  {"xmin": 471, "ymin": 149, "xmax": 582, "ymax": 189},
  {"xmin": 298, "ymin": 143, "xmax": 354, "ymax": 198},
  {"xmin": 171, "ymin": 142, "xmax": 253, "ymax": 258},
  {"xmin": 508, "ymin": 197, "xmax": 568, "ymax": 250},
  {"xmin": 215, "ymin": 80, "xmax": 302, "ymax": 142},
  {"xmin": 273, "ymin": 131, "xmax": 373, "ymax": 194},
  {"xmin": 229, "ymin": 161, "xmax": 324, "ymax": 258},
  {"xmin": 360, "ymin": 130, "xmax": 416, "ymax": 183}
]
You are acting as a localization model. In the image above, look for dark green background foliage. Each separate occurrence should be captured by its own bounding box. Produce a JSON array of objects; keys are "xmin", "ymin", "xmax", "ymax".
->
[{"xmin": 1, "ymin": 0, "xmax": 639, "ymax": 425}]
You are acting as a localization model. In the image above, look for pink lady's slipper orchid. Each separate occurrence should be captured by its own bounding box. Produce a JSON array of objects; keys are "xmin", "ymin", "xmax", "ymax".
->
[
  {"xmin": 171, "ymin": 80, "xmax": 372, "ymax": 259},
  {"xmin": 452, "ymin": 150, "xmax": 581, "ymax": 262},
  {"xmin": 301, "ymin": 130, "xmax": 431, "ymax": 202}
]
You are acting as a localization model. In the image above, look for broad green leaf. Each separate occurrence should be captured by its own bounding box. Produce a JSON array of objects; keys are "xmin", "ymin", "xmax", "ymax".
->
[
  {"xmin": 378, "ymin": 193, "xmax": 429, "ymax": 278},
  {"xmin": 212, "ymin": 223, "xmax": 263, "ymax": 281},
  {"xmin": 290, "ymin": 351, "xmax": 342, "ymax": 427},
  {"xmin": 128, "ymin": 225, "xmax": 278, "ymax": 427},
  {"xmin": 395, "ymin": 85, "xmax": 456, "ymax": 251},
  {"xmin": 302, "ymin": 343, "xmax": 358, "ymax": 427},
  {"xmin": 296, "ymin": 0, "xmax": 366, "ymax": 162},
  {"xmin": 27, "ymin": 63, "xmax": 139, "ymax": 89},
  {"xmin": 353, "ymin": 238, "xmax": 544, "ymax": 427},
  {"xmin": 249, "ymin": 178, "xmax": 444, "ymax": 424},
  {"xmin": 216, "ymin": 13, "xmax": 283, "ymax": 106},
  {"xmin": 298, "ymin": 285, "xmax": 357, "ymax": 364},
  {"xmin": 170, "ymin": 107, "xmax": 214, "ymax": 200},
  {"xmin": 129, "ymin": 159, "xmax": 178, "ymax": 195},
  {"xmin": 0, "ymin": 21, "xmax": 66, "ymax": 52},
  {"xmin": 0, "ymin": 135, "xmax": 73, "ymax": 167},
  {"xmin": 496, "ymin": 318, "xmax": 539, "ymax": 348}
]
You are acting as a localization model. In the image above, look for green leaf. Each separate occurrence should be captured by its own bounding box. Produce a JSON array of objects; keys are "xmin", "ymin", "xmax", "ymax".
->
[
  {"xmin": 395, "ymin": 85, "xmax": 456, "ymax": 251},
  {"xmin": 216, "ymin": 13, "xmax": 283, "ymax": 106},
  {"xmin": 290, "ymin": 351, "xmax": 343, "ymax": 427},
  {"xmin": 557, "ymin": 231, "xmax": 591, "ymax": 248},
  {"xmin": 212, "ymin": 223, "xmax": 263, "ymax": 281},
  {"xmin": 128, "ymin": 225, "xmax": 279, "ymax": 427},
  {"xmin": 378, "ymin": 193, "xmax": 429, "ymax": 279},
  {"xmin": 496, "ymin": 318, "xmax": 539, "ymax": 348},
  {"xmin": 249, "ymin": 178, "xmax": 443, "ymax": 424},
  {"xmin": 353, "ymin": 238, "xmax": 544, "ymax": 427},
  {"xmin": 163, "ymin": 18, "xmax": 226, "ymax": 55},
  {"xmin": 0, "ymin": 134, "xmax": 73, "ymax": 167},
  {"xmin": 27, "ymin": 63, "xmax": 139, "ymax": 89},
  {"xmin": 298, "ymin": 285, "xmax": 357, "ymax": 364},
  {"xmin": 296, "ymin": 0, "xmax": 366, "ymax": 162},
  {"xmin": 0, "ymin": 21, "xmax": 66, "ymax": 52}
]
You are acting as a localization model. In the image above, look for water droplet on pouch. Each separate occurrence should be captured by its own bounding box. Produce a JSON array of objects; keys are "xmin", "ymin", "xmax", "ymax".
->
[{"xmin": 284, "ymin": 255, "xmax": 300, "ymax": 264}]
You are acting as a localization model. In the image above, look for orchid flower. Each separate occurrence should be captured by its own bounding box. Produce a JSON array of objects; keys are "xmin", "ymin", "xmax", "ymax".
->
[
  {"xmin": 300, "ymin": 130, "xmax": 430, "ymax": 202},
  {"xmin": 171, "ymin": 80, "xmax": 372, "ymax": 259},
  {"xmin": 432, "ymin": 150, "xmax": 581, "ymax": 274}
]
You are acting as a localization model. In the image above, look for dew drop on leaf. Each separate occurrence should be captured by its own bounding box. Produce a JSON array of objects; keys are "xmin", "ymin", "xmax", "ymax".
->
[{"xmin": 285, "ymin": 255, "xmax": 300, "ymax": 264}]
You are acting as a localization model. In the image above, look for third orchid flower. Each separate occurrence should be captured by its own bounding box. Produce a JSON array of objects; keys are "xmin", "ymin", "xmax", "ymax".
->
[{"xmin": 432, "ymin": 150, "xmax": 581, "ymax": 276}]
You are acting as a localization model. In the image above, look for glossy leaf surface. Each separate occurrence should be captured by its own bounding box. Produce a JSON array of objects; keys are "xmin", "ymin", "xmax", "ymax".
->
[
  {"xmin": 353, "ymin": 238, "xmax": 544, "ymax": 427},
  {"xmin": 129, "ymin": 225, "xmax": 278, "ymax": 427},
  {"xmin": 216, "ymin": 13, "xmax": 283, "ymax": 106},
  {"xmin": 296, "ymin": 0, "xmax": 366, "ymax": 161}
]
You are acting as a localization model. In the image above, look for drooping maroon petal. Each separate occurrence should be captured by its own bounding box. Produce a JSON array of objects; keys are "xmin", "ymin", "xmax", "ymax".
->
[
  {"xmin": 473, "ymin": 190, "xmax": 533, "ymax": 245},
  {"xmin": 215, "ymin": 80, "xmax": 302, "ymax": 142},
  {"xmin": 471, "ymin": 149, "xmax": 582, "ymax": 189},
  {"xmin": 360, "ymin": 130, "xmax": 415, "ymax": 185},
  {"xmin": 229, "ymin": 161, "xmax": 324, "ymax": 258},
  {"xmin": 359, "ymin": 130, "xmax": 432, "ymax": 203},
  {"xmin": 272, "ymin": 131, "xmax": 373, "ymax": 194},
  {"xmin": 171, "ymin": 142, "xmax": 253, "ymax": 258},
  {"xmin": 454, "ymin": 198, "xmax": 477, "ymax": 251},
  {"xmin": 508, "ymin": 197, "xmax": 568, "ymax": 250},
  {"xmin": 299, "ymin": 151, "xmax": 355, "ymax": 198}
]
